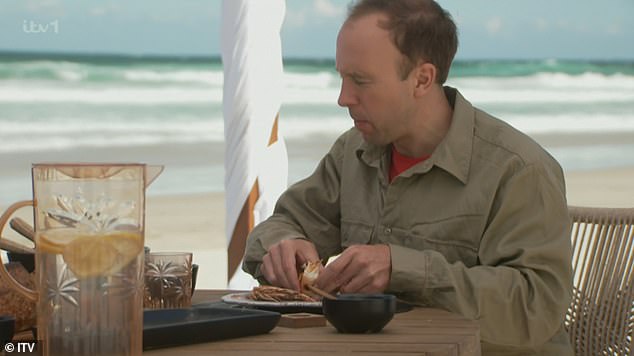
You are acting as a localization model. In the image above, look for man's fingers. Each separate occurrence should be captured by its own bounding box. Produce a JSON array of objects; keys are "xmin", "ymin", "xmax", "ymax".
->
[
  {"xmin": 261, "ymin": 239, "xmax": 319, "ymax": 291},
  {"xmin": 273, "ymin": 246, "xmax": 295, "ymax": 289},
  {"xmin": 297, "ymin": 248, "xmax": 321, "ymax": 269},
  {"xmin": 315, "ymin": 244, "xmax": 391, "ymax": 294},
  {"xmin": 315, "ymin": 254, "xmax": 352, "ymax": 293},
  {"xmin": 265, "ymin": 244, "xmax": 292, "ymax": 289},
  {"xmin": 280, "ymin": 243, "xmax": 301, "ymax": 290},
  {"xmin": 340, "ymin": 268, "xmax": 376, "ymax": 294},
  {"xmin": 261, "ymin": 253, "xmax": 278, "ymax": 286}
]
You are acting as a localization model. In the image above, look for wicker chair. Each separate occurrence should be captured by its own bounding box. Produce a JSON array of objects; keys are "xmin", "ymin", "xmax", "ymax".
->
[{"xmin": 565, "ymin": 206, "xmax": 634, "ymax": 355}]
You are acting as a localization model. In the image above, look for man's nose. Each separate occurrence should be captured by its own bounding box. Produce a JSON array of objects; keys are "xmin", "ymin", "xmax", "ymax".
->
[{"xmin": 337, "ymin": 80, "xmax": 357, "ymax": 107}]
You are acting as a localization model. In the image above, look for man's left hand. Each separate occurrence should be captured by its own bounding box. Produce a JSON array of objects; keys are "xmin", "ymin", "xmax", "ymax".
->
[{"xmin": 315, "ymin": 244, "xmax": 391, "ymax": 294}]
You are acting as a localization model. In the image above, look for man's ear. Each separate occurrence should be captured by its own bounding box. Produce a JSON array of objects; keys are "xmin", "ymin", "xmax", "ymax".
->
[{"xmin": 413, "ymin": 62, "xmax": 436, "ymax": 97}]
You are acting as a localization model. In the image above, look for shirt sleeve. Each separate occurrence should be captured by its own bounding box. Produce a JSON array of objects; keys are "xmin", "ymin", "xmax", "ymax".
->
[
  {"xmin": 389, "ymin": 163, "xmax": 572, "ymax": 349},
  {"xmin": 243, "ymin": 135, "xmax": 347, "ymax": 280}
]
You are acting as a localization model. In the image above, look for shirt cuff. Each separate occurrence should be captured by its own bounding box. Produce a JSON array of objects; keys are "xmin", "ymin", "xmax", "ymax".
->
[{"xmin": 388, "ymin": 243, "xmax": 429, "ymax": 293}]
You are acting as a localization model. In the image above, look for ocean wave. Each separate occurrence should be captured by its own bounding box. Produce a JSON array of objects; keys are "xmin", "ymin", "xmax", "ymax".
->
[
  {"xmin": 532, "ymin": 72, "xmax": 634, "ymax": 89},
  {"xmin": 505, "ymin": 113, "xmax": 634, "ymax": 134},
  {"xmin": 449, "ymin": 59, "xmax": 634, "ymax": 78},
  {"xmin": 0, "ymin": 117, "xmax": 221, "ymax": 134},
  {"xmin": 2, "ymin": 111, "xmax": 634, "ymax": 154},
  {"xmin": 0, "ymin": 60, "xmax": 85, "ymax": 82},
  {"xmin": 2, "ymin": 83, "xmax": 630, "ymax": 105},
  {"xmin": 284, "ymin": 71, "xmax": 338, "ymax": 89},
  {"xmin": 461, "ymin": 89, "xmax": 634, "ymax": 104},
  {"xmin": 0, "ymin": 85, "xmax": 223, "ymax": 104},
  {"xmin": 0, "ymin": 59, "xmax": 222, "ymax": 85},
  {"xmin": 122, "ymin": 69, "xmax": 223, "ymax": 86},
  {"xmin": 0, "ymin": 114, "xmax": 349, "ymax": 153},
  {"xmin": 282, "ymin": 113, "xmax": 634, "ymax": 136},
  {"xmin": 3, "ymin": 59, "xmax": 634, "ymax": 106},
  {"xmin": 0, "ymin": 135, "xmax": 217, "ymax": 153},
  {"xmin": 288, "ymin": 70, "xmax": 634, "ymax": 93},
  {"xmin": 0, "ymin": 83, "xmax": 341, "ymax": 105},
  {"xmin": 3, "ymin": 57, "xmax": 633, "ymax": 83},
  {"xmin": 0, "ymin": 128, "xmax": 222, "ymax": 153},
  {"xmin": 449, "ymin": 71, "xmax": 634, "ymax": 90}
]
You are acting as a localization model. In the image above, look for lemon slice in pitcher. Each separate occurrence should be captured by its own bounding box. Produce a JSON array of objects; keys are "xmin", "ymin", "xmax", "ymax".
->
[
  {"xmin": 38, "ymin": 229, "xmax": 80, "ymax": 255},
  {"xmin": 63, "ymin": 231, "xmax": 143, "ymax": 278}
]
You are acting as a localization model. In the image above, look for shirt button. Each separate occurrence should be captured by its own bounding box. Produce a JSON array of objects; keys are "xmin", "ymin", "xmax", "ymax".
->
[{"xmin": 385, "ymin": 227, "xmax": 392, "ymax": 234}]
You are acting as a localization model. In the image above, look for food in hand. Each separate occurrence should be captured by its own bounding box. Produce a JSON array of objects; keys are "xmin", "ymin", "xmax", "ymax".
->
[{"xmin": 299, "ymin": 260, "xmax": 323, "ymax": 294}]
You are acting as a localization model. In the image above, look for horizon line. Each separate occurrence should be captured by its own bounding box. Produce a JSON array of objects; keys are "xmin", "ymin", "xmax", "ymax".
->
[{"xmin": 0, "ymin": 49, "xmax": 633, "ymax": 64}]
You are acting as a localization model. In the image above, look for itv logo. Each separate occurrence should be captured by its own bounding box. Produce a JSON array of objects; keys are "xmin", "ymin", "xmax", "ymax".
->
[{"xmin": 23, "ymin": 19, "xmax": 60, "ymax": 34}]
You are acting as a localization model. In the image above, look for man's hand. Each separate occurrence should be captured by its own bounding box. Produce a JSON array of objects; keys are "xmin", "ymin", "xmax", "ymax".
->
[
  {"xmin": 261, "ymin": 239, "xmax": 319, "ymax": 291},
  {"xmin": 315, "ymin": 244, "xmax": 391, "ymax": 294}
]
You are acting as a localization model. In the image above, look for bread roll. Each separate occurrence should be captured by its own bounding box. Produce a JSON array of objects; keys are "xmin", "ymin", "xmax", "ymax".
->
[{"xmin": 299, "ymin": 260, "xmax": 322, "ymax": 293}]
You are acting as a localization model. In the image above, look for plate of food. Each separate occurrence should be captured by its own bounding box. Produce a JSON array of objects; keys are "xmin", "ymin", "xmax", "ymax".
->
[
  {"xmin": 222, "ymin": 286, "xmax": 323, "ymax": 314},
  {"xmin": 222, "ymin": 261, "xmax": 324, "ymax": 313}
]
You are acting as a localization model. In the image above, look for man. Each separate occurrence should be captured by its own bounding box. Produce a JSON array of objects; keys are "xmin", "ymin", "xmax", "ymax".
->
[{"xmin": 243, "ymin": 0, "xmax": 573, "ymax": 354}]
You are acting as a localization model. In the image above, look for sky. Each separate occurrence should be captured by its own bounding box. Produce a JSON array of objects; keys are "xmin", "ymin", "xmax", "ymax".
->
[{"xmin": 0, "ymin": 0, "xmax": 632, "ymax": 60}]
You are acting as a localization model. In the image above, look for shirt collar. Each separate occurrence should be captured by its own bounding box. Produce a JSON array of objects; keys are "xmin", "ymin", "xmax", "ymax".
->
[
  {"xmin": 429, "ymin": 86, "xmax": 474, "ymax": 184},
  {"xmin": 356, "ymin": 140, "xmax": 385, "ymax": 169},
  {"xmin": 355, "ymin": 86, "xmax": 474, "ymax": 184}
]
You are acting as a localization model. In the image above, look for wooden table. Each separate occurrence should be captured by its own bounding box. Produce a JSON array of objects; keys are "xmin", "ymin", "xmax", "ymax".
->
[{"xmin": 145, "ymin": 290, "xmax": 481, "ymax": 356}]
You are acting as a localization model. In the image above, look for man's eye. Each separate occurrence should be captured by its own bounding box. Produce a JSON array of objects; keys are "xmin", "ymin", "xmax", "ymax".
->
[{"xmin": 352, "ymin": 77, "xmax": 367, "ymax": 85}]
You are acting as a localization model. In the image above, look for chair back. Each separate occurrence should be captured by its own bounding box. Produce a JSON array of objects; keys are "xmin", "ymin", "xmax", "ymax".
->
[{"xmin": 566, "ymin": 206, "xmax": 634, "ymax": 355}]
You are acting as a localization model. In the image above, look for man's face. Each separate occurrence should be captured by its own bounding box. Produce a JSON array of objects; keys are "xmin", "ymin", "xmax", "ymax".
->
[{"xmin": 336, "ymin": 13, "xmax": 418, "ymax": 146}]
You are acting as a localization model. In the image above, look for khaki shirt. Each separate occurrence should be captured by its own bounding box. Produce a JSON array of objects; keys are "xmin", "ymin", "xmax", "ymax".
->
[{"xmin": 244, "ymin": 87, "xmax": 573, "ymax": 355}]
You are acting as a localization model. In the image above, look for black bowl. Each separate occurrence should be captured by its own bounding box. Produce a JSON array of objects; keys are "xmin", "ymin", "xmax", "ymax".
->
[
  {"xmin": 0, "ymin": 315, "xmax": 15, "ymax": 345},
  {"xmin": 322, "ymin": 294, "xmax": 396, "ymax": 333}
]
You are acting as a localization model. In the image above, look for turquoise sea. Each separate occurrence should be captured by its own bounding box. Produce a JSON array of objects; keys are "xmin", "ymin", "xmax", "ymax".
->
[{"xmin": 1, "ymin": 52, "xmax": 633, "ymax": 201}]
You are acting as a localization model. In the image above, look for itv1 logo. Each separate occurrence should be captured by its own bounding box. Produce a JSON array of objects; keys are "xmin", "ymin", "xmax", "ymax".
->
[{"xmin": 23, "ymin": 19, "xmax": 60, "ymax": 34}]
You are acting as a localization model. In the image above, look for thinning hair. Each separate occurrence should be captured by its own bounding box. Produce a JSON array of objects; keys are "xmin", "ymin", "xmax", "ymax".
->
[{"xmin": 347, "ymin": 0, "xmax": 458, "ymax": 84}]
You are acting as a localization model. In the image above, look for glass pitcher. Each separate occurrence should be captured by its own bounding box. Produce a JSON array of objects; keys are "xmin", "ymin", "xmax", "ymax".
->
[{"xmin": 0, "ymin": 163, "xmax": 162, "ymax": 356}]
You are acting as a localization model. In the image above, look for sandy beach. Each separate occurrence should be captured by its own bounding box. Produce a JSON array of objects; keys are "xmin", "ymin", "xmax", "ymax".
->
[
  {"xmin": 1, "ymin": 166, "xmax": 632, "ymax": 290},
  {"xmin": 145, "ymin": 192, "xmax": 227, "ymax": 289}
]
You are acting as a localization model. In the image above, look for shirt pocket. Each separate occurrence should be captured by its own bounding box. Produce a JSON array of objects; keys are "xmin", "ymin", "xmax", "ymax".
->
[
  {"xmin": 340, "ymin": 219, "xmax": 374, "ymax": 247},
  {"xmin": 388, "ymin": 215, "xmax": 482, "ymax": 267}
]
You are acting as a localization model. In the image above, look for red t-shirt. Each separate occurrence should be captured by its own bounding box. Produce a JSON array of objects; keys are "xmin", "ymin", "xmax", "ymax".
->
[{"xmin": 389, "ymin": 146, "xmax": 430, "ymax": 182}]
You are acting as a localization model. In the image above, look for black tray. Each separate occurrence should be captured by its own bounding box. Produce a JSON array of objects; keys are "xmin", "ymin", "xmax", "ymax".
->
[{"xmin": 143, "ymin": 307, "xmax": 280, "ymax": 350}]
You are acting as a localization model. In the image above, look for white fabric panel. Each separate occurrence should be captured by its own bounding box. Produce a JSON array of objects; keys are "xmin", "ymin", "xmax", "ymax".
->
[{"xmin": 221, "ymin": 0, "xmax": 287, "ymax": 288}]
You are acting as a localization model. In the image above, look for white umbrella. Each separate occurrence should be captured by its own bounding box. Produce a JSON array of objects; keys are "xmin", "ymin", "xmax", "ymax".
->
[{"xmin": 221, "ymin": 0, "xmax": 288, "ymax": 289}]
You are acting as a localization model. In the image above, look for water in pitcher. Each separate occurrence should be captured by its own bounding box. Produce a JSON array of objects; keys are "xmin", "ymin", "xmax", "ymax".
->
[
  {"xmin": 0, "ymin": 163, "xmax": 156, "ymax": 356},
  {"xmin": 36, "ymin": 228, "xmax": 144, "ymax": 356}
]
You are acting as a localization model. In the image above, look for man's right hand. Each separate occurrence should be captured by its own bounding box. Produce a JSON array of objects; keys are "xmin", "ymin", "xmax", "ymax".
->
[{"xmin": 261, "ymin": 239, "xmax": 319, "ymax": 291}]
